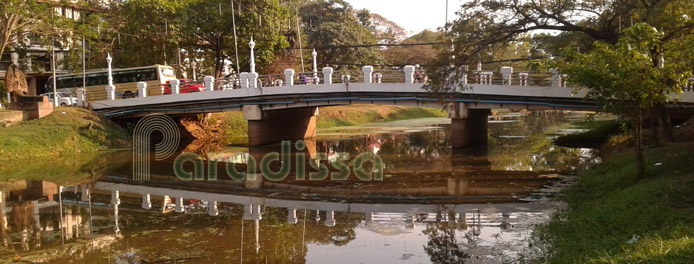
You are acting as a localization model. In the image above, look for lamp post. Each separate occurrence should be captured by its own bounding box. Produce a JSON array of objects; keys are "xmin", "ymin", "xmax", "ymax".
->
[
  {"xmin": 249, "ymin": 37, "xmax": 256, "ymax": 73},
  {"xmin": 311, "ymin": 49, "xmax": 317, "ymax": 80},
  {"xmin": 191, "ymin": 59, "xmax": 197, "ymax": 81},
  {"xmin": 106, "ymin": 53, "xmax": 113, "ymax": 87},
  {"xmin": 105, "ymin": 53, "xmax": 115, "ymax": 100}
]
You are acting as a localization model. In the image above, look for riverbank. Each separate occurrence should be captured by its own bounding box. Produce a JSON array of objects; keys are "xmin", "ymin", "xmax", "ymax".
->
[
  {"xmin": 210, "ymin": 105, "xmax": 446, "ymax": 144},
  {"xmin": 0, "ymin": 107, "xmax": 131, "ymax": 181},
  {"xmin": 535, "ymin": 139, "xmax": 694, "ymax": 263}
]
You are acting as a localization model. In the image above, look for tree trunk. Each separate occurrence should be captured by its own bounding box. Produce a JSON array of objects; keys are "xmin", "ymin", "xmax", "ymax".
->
[
  {"xmin": 654, "ymin": 104, "xmax": 674, "ymax": 145},
  {"xmin": 635, "ymin": 112, "xmax": 646, "ymax": 178}
]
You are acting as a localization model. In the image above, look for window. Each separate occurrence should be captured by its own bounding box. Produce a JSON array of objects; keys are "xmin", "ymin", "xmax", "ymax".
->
[
  {"xmin": 138, "ymin": 68, "xmax": 157, "ymax": 81},
  {"xmin": 88, "ymin": 73, "xmax": 107, "ymax": 86},
  {"xmin": 116, "ymin": 70, "xmax": 138, "ymax": 83}
]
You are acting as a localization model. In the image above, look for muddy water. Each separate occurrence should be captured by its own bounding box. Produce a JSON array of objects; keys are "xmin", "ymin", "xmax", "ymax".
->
[{"xmin": 0, "ymin": 113, "xmax": 599, "ymax": 263}]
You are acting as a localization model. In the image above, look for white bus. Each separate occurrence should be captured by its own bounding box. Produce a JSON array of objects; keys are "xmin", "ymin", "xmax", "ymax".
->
[{"xmin": 46, "ymin": 64, "xmax": 177, "ymax": 101}]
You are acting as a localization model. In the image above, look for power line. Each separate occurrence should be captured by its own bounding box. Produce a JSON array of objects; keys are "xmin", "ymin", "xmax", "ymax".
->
[{"xmin": 289, "ymin": 42, "xmax": 445, "ymax": 50}]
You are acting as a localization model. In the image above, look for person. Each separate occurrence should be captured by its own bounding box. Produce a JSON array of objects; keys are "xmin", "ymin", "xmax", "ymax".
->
[
  {"xmin": 414, "ymin": 64, "xmax": 423, "ymax": 83},
  {"xmin": 298, "ymin": 74, "xmax": 306, "ymax": 85}
]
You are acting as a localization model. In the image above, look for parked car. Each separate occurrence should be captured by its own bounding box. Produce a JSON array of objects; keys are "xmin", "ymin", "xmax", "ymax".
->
[
  {"xmin": 162, "ymin": 79, "xmax": 205, "ymax": 94},
  {"xmin": 40, "ymin": 92, "xmax": 76, "ymax": 106}
]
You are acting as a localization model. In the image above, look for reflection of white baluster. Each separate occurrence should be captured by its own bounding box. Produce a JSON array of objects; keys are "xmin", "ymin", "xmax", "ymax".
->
[
  {"xmin": 114, "ymin": 199, "xmax": 120, "ymax": 235},
  {"xmin": 315, "ymin": 210, "xmax": 321, "ymax": 223},
  {"xmin": 175, "ymin": 197, "xmax": 185, "ymax": 213},
  {"xmin": 287, "ymin": 208, "xmax": 298, "ymax": 224},
  {"xmin": 406, "ymin": 214, "xmax": 416, "ymax": 229},
  {"xmin": 207, "ymin": 201, "xmax": 218, "ymax": 216},
  {"xmin": 141, "ymin": 193, "xmax": 152, "ymax": 209},
  {"xmin": 501, "ymin": 212, "xmax": 512, "ymax": 230},
  {"xmin": 243, "ymin": 204, "xmax": 252, "ymax": 220},
  {"xmin": 80, "ymin": 184, "xmax": 90, "ymax": 202},
  {"xmin": 365, "ymin": 212, "xmax": 374, "ymax": 223},
  {"xmin": 254, "ymin": 205, "xmax": 262, "ymax": 221},
  {"xmin": 324, "ymin": 210, "xmax": 335, "ymax": 227}
]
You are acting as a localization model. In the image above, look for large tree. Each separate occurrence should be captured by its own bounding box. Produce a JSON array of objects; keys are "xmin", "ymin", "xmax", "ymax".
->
[
  {"xmin": 1, "ymin": 0, "xmax": 77, "ymax": 75},
  {"xmin": 299, "ymin": 0, "xmax": 384, "ymax": 70},
  {"xmin": 428, "ymin": 0, "xmax": 694, "ymax": 92},
  {"xmin": 561, "ymin": 23, "xmax": 694, "ymax": 177},
  {"xmin": 178, "ymin": 0, "xmax": 290, "ymax": 77},
  {"xmin": 383, "ymin": 30, "xmax": 443, "ymax": 67}
]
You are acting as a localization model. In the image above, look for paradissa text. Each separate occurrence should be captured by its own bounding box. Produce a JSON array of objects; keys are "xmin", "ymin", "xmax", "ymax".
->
[{"xmin": 173, "ymin": 140, "xmax": 384, "ymax": 181}]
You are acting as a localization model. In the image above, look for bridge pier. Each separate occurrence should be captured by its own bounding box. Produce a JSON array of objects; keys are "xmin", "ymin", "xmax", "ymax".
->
[
  {"xmin": 448, "ymin": 104, "xmax": 490, "ymax": 148},
  {"xmin": 244, "ymin": 106, "xmax": 318, "ymax": 146}
]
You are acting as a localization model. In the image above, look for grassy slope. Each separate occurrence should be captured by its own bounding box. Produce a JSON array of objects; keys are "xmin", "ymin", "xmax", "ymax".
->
[
  {"xmin": 210, "ymin": 105, "xmax": 447, "ymax": 144},
  {"xmin": 316, "ymin": 105, "xmax": 446, "ymax": 128},
  {"xmin": 554, "ymin": 120, "xmax": 622, "ymax": 148},
  {"xmin": 537, "ymin": 142, "xmax": 694, "ymax": 263},
  {"xmin": 0, "ymin": 107, "xmax": 131, "ymax": 161}
]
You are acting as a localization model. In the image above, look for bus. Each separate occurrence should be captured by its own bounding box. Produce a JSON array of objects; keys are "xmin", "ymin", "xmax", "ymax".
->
[{"xmin": 46, "ymin": 64, "xmax": 178, "ymax": 101}]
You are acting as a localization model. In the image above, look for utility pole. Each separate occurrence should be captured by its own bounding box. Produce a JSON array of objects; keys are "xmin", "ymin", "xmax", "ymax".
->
[
  {"xmin": 51, "ymin": 8, "xmax": 57, "ymax": 107},
  {"xmin": 296, "ymin": 7, "xmax": 305, "ymax": 72},
  {"xmin": 231, "ymin": 0, "xmax": 240, "ymax": 75}
]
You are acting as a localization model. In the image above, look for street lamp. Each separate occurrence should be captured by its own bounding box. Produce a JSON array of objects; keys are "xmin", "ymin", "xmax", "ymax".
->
[
  {"xmin": 191, "ymin": 59, "xmax": 197, "ymax": 81},
  {"xmin": 311, "ymin": 49, "xmax": 318, "ymax": 79},
  {"xmin": 249, "ymin": 37, "xmax": 256, "ymax": 73},
  {"xmin": 106, "ymin": 53, "xmax": 113, "ymax": 86}
]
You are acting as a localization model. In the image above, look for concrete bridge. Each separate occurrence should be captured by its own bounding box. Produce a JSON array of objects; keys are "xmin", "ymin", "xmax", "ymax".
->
[{"xmin": 84, "ymin": 59, "xmax": 694, "ymax": 147}]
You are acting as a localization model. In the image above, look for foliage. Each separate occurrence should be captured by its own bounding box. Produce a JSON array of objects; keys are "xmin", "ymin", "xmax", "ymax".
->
[
  {"xmin": 299, "ymin": 0, "xmax": 384, "ymax": 69},
  {"xmin": 178, "ymin": 0, "xmax": 290, "ymax": 77},
  {"xmin": 383, "ymin": 30, "xmax": 443, "ymax": 67},
  {"xmin": 0, "ymin": 0, "xmax": 79, "ymax": 76},
  {"xmin": 356, "ymin": 9, "xmax": 406, "ymax": 46},
  {"xmin": 427, "ymin": 0, "xmax": 694, "ymax": 94},
  {"xmin": 561, "ymin": 23, "xmax": 694, "ymax": 176},
  {"xmin": 111, "ymin": 0, "xmax": 182, "ymax": 70},
  {"xmin": 554, "ymin": 121, "xmax": 622, "ymax": 149},
  {"xmin": 533, "ymin": 142, "xmax": 694, "ymax": 263}
]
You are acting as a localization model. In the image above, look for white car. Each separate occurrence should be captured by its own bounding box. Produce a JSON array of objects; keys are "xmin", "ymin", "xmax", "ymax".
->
[{"xmin": 41, "ymin": 92, "xmax": 77, "ymax": 106}]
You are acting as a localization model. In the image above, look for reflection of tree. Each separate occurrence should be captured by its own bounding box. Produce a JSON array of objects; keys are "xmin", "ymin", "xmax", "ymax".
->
[
  {"xmin": 304, "ymin": 211, "xmax": 360, "ymax": 246},
  {"xmin": 422, "ymin": 219, "xmax": 470, "ymax": 264},
  {"xmin": 487, "ymin": 115, "xmax": 596, "ymax": 171}
]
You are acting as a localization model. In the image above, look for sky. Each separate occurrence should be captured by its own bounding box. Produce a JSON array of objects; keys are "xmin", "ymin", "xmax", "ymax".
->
[{"xmin": 345, "ymin": 0, "xmax": 467, "ymax": 36}]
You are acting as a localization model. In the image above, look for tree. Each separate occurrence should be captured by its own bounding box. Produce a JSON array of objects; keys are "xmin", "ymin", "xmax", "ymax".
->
[
  {"xmin": 1, "ymin": 0, "xmax": 77, "ymax": 76},
  {"xmin": 112, "ymin": 0, "xmax": 182, "ymax": 70},
  {"xmin": 0, "ymin": 0, "xmax": 49, "ymax": 65},
  {"xmin": 178, "ymin": 0, "xmax": 290, "ymax": 77},
  {"xmin": 299, "ymin": 0, "xmax": 383, "ymax": 69},
  {"xmin": 356, "ymin": 9, "xmax": 406, "ymax": 46},
  {"xmin": 561, "ymin": 23, "xmax": 694, "ymax": 177},
  {"xmin": 383, "ymin": 30, "xmax": 442, "ymax": 67},
  {"xmin": 428, "ymin": 0, "xmax": 694, "ymax": 93}
]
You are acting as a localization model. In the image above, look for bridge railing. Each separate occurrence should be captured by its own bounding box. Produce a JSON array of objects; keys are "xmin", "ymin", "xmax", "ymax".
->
[
  {"xmin": 461, "ymin": 69, "xmax": 565, "ymax": 87},
  {"xmin": 87, "ymin": 64, "xmax": 577, "ymax": 103},
  {"xmin": 215, "ymin": 77, "xmax": 238, "ymax": 90},
  {"xmin": 257, "ymin": 73, "xmax": 286, "ymax": 87},
  {"xmin": 374, "ymin": 69, "xmax": 409, "ymax": 83}
]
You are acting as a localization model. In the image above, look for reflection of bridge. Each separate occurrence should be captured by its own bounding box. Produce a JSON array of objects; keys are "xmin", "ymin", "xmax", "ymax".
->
[
  {"xmin": 92, "ymin": 179, "xmax": 554, "ymax": 226},
  {"xmin": 87, "ymin": 61, "xmax": 694, "ymax": 147}
]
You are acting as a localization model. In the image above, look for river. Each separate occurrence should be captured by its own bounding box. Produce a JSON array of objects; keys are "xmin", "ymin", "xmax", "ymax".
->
[{"xmin": 0, "ymin": 111, "xmax": 600, "ymax": 263}]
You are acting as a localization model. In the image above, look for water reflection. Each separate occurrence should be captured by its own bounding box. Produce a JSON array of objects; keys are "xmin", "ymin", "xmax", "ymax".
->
[{"xmin": 0, "ymin": 113, "xmax": 598, "ymax": 263}]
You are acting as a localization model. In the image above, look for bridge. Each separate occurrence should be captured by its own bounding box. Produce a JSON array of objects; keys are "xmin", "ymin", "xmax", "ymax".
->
[{"xmin": 83, "ymin": 58, "xmax": 694, "ymax": 147}]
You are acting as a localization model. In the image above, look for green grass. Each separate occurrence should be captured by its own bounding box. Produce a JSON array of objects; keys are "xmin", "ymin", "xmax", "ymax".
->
[
  {"xmin": 554, "ymin": 120, "xmax": 622, "ymax": 148},
  {"xmin": 0, "ymin": 107, "xmax": 131, "ymax": 161},
  {"xmin": 210, "ymin": 105, "xmax": 447, "ymax": 144},
  {"xmin": 535, "ymin": 142, "xmax": 694, "ymax": 263},
  {"xmin": 316, "ymin": 105, "xmax": 446, "ymax": 129},
  {"xmin": 209, "ymin": 111, "xmax": 248, "ymax": 145}
]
